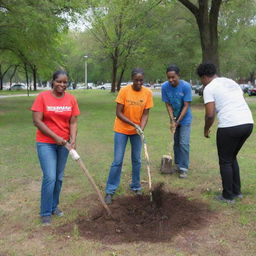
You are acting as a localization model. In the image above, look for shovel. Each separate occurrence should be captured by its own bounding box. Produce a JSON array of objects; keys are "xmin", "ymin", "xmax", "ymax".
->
[
  {"xmin": 160, "ymin": 126, "xmax": 176, "ymax": 174},
  {"xmin": 140, "ymin": 133, "xmax": 153, "ymax": 202},
  {"xmin": 65, "ymin": 143, "xmax": 112, "ymax": 217}
]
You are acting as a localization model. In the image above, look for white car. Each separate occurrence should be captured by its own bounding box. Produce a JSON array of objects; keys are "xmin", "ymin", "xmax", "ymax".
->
[
  {"xmin": 10, "ymin": 84, "xmax": 26, "ymax": 90},
  {"xmin": 87, "ymin": 83, "xmax": 97, "ymax": 89},
  {"xmin": 99, "ymin": 83, "xmax": 112, "ymax": 90}
]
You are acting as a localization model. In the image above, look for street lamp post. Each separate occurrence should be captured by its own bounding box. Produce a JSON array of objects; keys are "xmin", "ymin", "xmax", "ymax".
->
[{"xmin": 84, "ymin": 55, "xmax": 88, "ymax": 89}]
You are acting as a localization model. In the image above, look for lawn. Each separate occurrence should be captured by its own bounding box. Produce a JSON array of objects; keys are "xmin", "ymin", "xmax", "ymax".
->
[{"xmin": 0, "ymin": 90, "xmax": 256, "ymax": 256}]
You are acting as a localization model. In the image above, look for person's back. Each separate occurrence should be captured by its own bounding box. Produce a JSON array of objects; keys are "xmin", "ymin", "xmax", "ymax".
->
[
  {"xmin": 204, "ymin": 77, "xmax": 253, "ymax": 128},
  {"xmin": 197, "ymin": 62, "xmax": 254, "ymax": 203}
]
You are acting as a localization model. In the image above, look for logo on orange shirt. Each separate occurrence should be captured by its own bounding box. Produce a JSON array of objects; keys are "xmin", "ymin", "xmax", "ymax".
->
[{"xmin": 126, "ymin": 99, "xmax": 144, "ymax": 106}]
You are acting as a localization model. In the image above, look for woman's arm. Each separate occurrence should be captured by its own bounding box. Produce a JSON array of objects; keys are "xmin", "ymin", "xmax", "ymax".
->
[
  {"xmin": 69, "ymin": 116, "xmax": 78, "ymax": 149},
  {"xmin": 140, "ymin": 108, "xmax": 150, "ymax": 130},
  {"xmin": 32, "ymin": 111, "xmax": 66, "ymax": 145}
]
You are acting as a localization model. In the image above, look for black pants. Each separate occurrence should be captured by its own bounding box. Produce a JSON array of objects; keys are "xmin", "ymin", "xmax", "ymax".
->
[{"xmin": 217, "ymin": 124, "xmax": 253, "ymax": 199}]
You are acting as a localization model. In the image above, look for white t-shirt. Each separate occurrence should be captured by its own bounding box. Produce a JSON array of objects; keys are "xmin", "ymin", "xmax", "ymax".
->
[{"xmin": 203, "ymin": 77, "xmax": 254, "ymax": 128}]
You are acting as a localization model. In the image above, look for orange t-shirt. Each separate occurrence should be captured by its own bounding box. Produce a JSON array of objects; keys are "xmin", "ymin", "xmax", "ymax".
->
[
  {"xmin": 114, "ymin": 85, "xmax": 153, "ymax": 135},
  {"xmin": 31, "ymin": 90, "xmax": 80, "ymax": 143}
]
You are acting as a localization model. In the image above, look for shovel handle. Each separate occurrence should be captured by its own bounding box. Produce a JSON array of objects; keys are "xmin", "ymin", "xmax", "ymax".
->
[
  {"xmin": 65, "ymin": 143, "xmax": 112, "ymax": 216},
  {"xmin": 140, "ymin": 134, "xmax": 153, "ymax": 201}
]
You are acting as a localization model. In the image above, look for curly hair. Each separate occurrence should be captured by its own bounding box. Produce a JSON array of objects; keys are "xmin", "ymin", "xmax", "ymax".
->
[{"xmin": 197, "ymin": 63, "xmax": 217, "ymax": 77}]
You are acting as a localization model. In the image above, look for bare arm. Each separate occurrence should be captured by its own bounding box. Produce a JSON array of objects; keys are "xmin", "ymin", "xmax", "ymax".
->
[
  {"xmin": 176, "ymin": 101, "xmax": 190, "ymax": 124},
  {"xmin": 165, "ymin": 102, "xmax": 175, "ymax": 122},
  {"xmin": 140, "ymin": 108, "xmax": 150, "ymax": 130},
  {"xmin": 32, "ymin": 111, "xmax": 66, "ymax": 145},
  {"xmin": 165, "ymin": 102, "xmax": 178, "ymax": 132},
  {"xmin": 204, "ymin": 102, "xmax": 215, "ymax": 138},
  {"xmin": 69, "ymin": 116, "xmax": 78, "ymax": 149}
]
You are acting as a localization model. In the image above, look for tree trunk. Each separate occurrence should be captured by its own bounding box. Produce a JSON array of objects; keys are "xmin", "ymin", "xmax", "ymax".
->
[
  {"xmin": 9, "ymin": 65, "xmax": 19, "ymax": 89},
  {"xmin": 178, "ymin": 0, "xmax": 222, "ymax": 72},
  {"xmin": 32, "ymin": 65, "xmax": 37, "ymax": 91},
  {"xmin": 24, "ymin": 63, "xmax": 30, "ymax": 96},
  {"xmin": 249, "ymin": 71, "xmax": 255, "ymax": 85},
  {"xmin": 0, "ymin": 65, "xmax": 3, "ymax": 90},
  {"xmin": 111, "ymin": 49, "xmax": 119, "ymax": 93},
  {"xmin": 117, "ymin": 62, "xmax": 127, "ymax": 91},
  {"xmin": 0, "ymin": 64, "xmax": 12, "ymax": 90}
]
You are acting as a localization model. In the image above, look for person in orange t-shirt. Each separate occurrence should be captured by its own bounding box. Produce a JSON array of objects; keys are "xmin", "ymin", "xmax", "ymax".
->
[
  {"xmin": 105, "ymin": 68, "xmax": 153, "ymax": 204},
  {"xmin": 31, "ymin": 70, "xmax": 80, "ymax": 225}
]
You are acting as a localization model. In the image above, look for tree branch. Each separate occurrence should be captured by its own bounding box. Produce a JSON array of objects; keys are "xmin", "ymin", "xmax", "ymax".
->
[{"xmin": 178, "ymin": 0, "xmax": 199, "ymax": 17}]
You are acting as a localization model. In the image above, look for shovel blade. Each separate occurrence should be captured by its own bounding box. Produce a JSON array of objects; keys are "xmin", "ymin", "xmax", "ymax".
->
[{"xmin": 160, "ymin": 155, "xmax": 176, "ymax": 174}]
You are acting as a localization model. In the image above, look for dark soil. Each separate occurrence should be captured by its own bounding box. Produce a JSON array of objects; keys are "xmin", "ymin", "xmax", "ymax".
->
[{"xmin": 58, "ymin": 183, "xmax": 214, "ymax": 244}]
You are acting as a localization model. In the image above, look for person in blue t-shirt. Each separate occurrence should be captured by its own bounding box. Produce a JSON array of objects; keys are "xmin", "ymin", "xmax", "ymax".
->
[{"xmin": 161, "ymin": 65, "xmax": 192, "ymax": 178}]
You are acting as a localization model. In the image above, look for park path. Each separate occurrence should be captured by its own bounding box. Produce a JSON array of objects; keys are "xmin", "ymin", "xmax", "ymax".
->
[{"xmin": 0, "ymin": 94, "xmax": 38, "ymax": 98}]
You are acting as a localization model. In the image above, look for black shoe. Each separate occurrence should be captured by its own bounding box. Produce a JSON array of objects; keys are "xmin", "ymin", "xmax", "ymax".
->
[
  {"xmin": 52, "ymin": 207, "xmax": 64, "ymax": 217},
  {"xmin": 215, "ymin": 195, "xmax": 235, "ymax": 204},
  {"xmin": 104, "ymin": 194, "xmax": 113, "ymax": 204},
  {"xmin": 41, "ymin": 216, "xmax": 51, "ymax": 226}
]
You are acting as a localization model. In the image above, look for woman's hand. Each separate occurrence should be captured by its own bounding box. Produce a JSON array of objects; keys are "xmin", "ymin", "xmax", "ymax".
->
[
  {"xmin": 55, "ymin": 136, "xmax": 67, "ymax": 146},
  {"xmin": 69, "ymin": 138, "xmax": 76, "ymax": 149},
  {"xmin": 134, "ymin": 124, "xmax": 144, "ymax": 136}
]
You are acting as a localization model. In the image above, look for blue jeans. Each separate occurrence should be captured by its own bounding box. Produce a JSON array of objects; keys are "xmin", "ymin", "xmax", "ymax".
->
[
  {"xmin": 105, "ymin": 132, "xmax": 142, "ymax": 194},
  {"xmin": 36, "ymin": 142, "xmax": 69, "ymax": 217},
  {"xmin": 174, "ymin": 124, "xmax": 191, "ymax": 172}
]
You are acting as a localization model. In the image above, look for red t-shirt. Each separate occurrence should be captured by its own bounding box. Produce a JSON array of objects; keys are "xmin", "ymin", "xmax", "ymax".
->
[{"xmin": 31, "ymin": 90, "xmax": 80, "ymax": 143}]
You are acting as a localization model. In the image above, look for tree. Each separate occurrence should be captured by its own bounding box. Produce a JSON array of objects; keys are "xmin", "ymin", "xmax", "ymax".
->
[
  {"xmin": 0, "ymin": 0, "xmax": 88, "ymax": 89},
  {"xmin": 85, "ymin": 0, "xmax": 164, "ymax": 92},
  {"xmin": 218, "ymin": 0, "xmax": 256, "ymax": 82},
  {"xmin": 177, "ymin": 0, "xmax": 222, "ymax": 70}
]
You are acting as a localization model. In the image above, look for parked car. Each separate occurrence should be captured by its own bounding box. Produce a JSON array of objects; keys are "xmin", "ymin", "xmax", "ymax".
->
[
  {"xmin": 239, "ymin": 84, "xmax": 251, "ymax": 93},
  {"xmin": 143, "ymin": 83, "xmax": 151, "ymax": 87},
  {"xmin": 247, "ymin": 87, "xmax": 256, "ymax": 96},
  {"xmin": 87, "ymin": 83, "xmax": 97, "ymax": 89},
  {"xmin": 9, "ymin": 84, "xmax": 26, "ymax": 90},
  {"xmin": 153, "ymin": 83, "xmax": 161, "ymax": 89},
  {"xmin": 191, "ymin": 84, "xmax": 199, "ymax": 91},
  {"xmin": 195, "ymin": 85, "xmax": 204, "ymax": 96},
  {"xmin": 76, "ymin": 85, "xmax": 86, "ymax": 90},
  {"xmin": 99, "ymin": 83, "xmax": 112, "ymax": 90}
]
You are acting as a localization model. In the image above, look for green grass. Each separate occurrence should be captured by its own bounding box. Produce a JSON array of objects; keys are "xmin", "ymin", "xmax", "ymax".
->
[{"xmin": 0, "ymin": 90, "xmax": 256, "ymax": 256}]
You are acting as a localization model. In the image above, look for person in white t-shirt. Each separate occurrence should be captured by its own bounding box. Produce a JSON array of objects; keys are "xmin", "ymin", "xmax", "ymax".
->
[{"xmin": 196, "ymin": 63, "xmax": 254, "ymax": 203}]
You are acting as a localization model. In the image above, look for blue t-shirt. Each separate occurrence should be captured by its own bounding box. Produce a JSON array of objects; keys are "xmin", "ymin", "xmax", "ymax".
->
[{"xmin": 161, "ymin": 80, "xmax": 192, "ymax": 125}]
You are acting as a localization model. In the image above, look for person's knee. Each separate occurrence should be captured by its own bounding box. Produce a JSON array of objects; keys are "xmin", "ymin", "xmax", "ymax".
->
[
  {"xmin": 111, "ymin": 160, "xmax": 123, "ymax": 168},
  {"xmin": 43, "ymin": 175, "xmax": 56, "ymax": 184}
]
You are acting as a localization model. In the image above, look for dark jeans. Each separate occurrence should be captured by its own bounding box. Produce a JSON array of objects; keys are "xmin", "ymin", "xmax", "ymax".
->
[{"xmin": 217, "ymin": 124, "xmax": 253, "ymax": 199}]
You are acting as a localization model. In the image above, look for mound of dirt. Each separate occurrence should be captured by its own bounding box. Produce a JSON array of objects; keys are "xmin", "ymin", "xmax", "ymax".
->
[{"xmin": 58, "ymin": 184, "xmax": 214, "ymax": 243}]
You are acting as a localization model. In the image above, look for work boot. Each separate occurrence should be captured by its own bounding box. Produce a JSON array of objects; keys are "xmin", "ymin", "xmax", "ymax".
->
[
  {"xmin": 41, "ymin": 216, "xmax": 51, "ymax": 226},
  {"xmin": 104, "ymin": 194, "xmax": 113, "ymax": 204},
  {"xmin": 52, "ymin": 207, "xmax": 64, "ymax": 217}
]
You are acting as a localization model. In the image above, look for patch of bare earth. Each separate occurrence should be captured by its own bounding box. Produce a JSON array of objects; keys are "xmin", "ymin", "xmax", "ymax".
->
[{"xmin": 58, "ymin": 184, "xmax": 215, "ymax": 245}]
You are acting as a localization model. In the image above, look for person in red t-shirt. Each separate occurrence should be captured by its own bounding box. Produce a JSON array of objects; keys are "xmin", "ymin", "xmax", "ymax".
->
[
  {"xmin": 31, "ymin": 70, "xmax": 80, "ymax": 225},
  {"xmin": 104, "ymin": 68, "xmax": 154, "ymax": 204}
]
